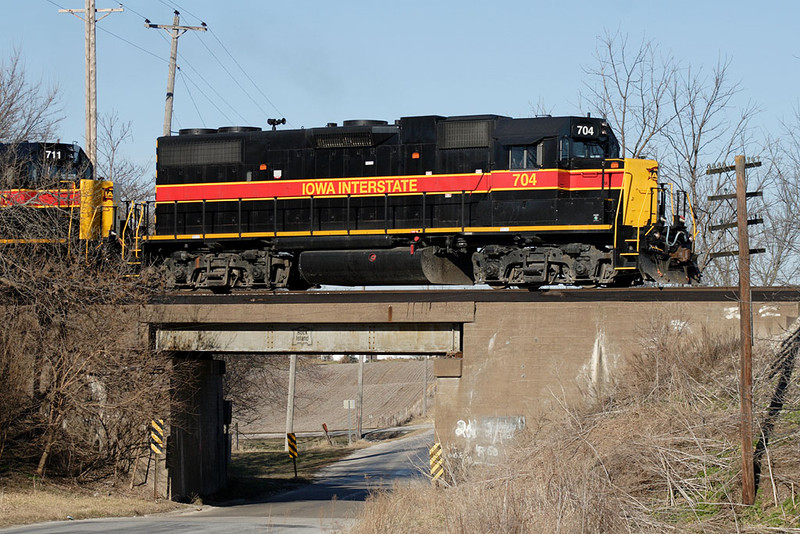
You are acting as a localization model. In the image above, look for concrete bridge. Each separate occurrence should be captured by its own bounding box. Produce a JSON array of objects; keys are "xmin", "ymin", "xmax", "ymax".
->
[{"xmin": 145, "ymin": 287, "xmax": 800, "ymax": 499}]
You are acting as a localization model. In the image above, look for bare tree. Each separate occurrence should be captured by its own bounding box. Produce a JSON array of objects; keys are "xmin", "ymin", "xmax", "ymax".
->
[
  {"xmin": 0, "ymin": 48, "xmax": 179, "ymax": 479},
  {"xmin": 0, "ymin": 48, "xmax": 62, "ymax": 143},
  {"xmin": 660, "ymin": 59, "xmax": 760, "ymax": 283},
  {"xmin": 97, "ymin": 112, "xmax": 152, "ymax": 201},
  {"xmin": 748, "ymin": 121, "xmax": 800, "ymax": 286},
  {"xmin": 222, "ymin": 354, "xmax": 322, "ymax": 425},
  {"xmin": 582, "ymin": 30, "xmax": 677, "ymax": 159},
  {"xmin": 0, "ymin": 235, "xmax": 177, "ymax": 478},
  {"xmin": 529, "ymin": 97, "xmax": 554, "ymax": 118},
  {"xmin": 582, "ymin": 33, "xmax": 766, "ymax": 285}
]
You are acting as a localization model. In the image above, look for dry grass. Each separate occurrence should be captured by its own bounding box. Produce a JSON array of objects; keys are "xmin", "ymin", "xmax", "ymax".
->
[
  {"xmin": 0, "ymin": 472, "xmax": 186, "ymax": 528},
  {"xmin": 351, "ymin": 320, "xmax": 800, "ymax": 533}
]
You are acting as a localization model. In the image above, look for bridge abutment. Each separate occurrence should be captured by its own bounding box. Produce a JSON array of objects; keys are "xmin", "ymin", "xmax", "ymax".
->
[{"xmin": 168, "ymin": 354, "xmax": 228, "ymax": 500}]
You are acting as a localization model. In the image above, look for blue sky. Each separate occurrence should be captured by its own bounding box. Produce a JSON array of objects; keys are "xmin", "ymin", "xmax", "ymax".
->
[{"xmin": 4, "ymin": 1, "xmax": 799, "ymax": 173}]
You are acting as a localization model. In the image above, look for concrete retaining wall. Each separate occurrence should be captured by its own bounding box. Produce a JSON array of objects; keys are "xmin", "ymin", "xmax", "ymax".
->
[{"xmin": 434, "ymin": 300, "xmax": 799, "ymax": 464}]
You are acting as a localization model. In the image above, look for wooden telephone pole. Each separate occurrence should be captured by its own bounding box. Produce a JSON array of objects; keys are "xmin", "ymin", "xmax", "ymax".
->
[
  {"xmin": 59, "ymin": 0, "xmax": 123, "ymax": 169},
  {"xmin": 707, "ymin": 155, "xmax": 763, "ymax": 505},
  {"xmin": 145, "ymin": 11, "xmax": 206, "ymax": 136}
]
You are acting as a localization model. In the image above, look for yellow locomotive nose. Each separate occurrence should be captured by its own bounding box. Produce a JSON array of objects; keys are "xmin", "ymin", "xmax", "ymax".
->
[{"xmin": 79, "ymin": 179, "xmax": 115, "ymax": 240}]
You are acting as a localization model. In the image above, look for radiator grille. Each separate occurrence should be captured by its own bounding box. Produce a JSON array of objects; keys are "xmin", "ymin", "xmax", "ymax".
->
[
  {"xmin": 159, "ymin": 140, "xmax": 242, "ymax": 166},
  {"xmin": 437, "ymin": 120, "xmax": 491, "ymax": 149},
  {"xmin": 315, "ymin": 132, "xmax": 373, "ymax": 149}
]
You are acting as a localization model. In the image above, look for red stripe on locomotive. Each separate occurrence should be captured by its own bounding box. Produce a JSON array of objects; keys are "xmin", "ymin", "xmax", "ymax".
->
[
  {"xmin": 0, "ymin": 189, "xmax": 81, "ymax": 208},
  {"xmin": 154, "ymin": 170, "xmax": 625, "ymax": 203}
]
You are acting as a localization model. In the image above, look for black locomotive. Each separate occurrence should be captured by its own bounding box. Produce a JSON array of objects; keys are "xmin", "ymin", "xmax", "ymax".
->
[
  {"xmin": 0, "ymin": 142, "xmax": 113, "ymax": 243},
  {"xmin": 145, "ymin": 114, "xmax": 699, "ymax": 290}
]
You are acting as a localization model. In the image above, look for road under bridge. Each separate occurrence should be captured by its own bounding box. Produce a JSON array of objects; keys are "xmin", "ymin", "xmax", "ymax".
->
[{"xmin": 144, "ymin": 287, "xmax": 800, "ymax": 499}]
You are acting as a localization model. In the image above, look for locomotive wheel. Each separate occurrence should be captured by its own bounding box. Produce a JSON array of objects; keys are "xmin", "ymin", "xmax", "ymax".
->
[{"xmin": 487, "ymin": 282, "xmax": 509, "ymax": 290}]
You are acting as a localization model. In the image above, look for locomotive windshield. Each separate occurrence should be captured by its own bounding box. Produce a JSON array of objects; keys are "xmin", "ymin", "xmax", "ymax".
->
[{"xmin": 572, "ymin": 140, "xmax": 605, "ymax": 159}]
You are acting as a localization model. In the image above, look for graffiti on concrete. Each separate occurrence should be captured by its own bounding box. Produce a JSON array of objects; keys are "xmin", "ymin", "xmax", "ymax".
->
[
  {"xmin": 758, "ymin": 305, "xmax": 780, "ymax": 318},
  {"xmin": 578, "ymin": 328, "xmax": 619, "ymax": 399},
  {"xmin": 452, "ymin": 415, "xmax": 525, "ymax": 463}
]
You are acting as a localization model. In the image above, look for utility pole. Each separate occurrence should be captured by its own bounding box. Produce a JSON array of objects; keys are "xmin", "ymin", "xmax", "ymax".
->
[
  {"xmin": 734, "ymin": 155, "xmax": 756, "ymax": 506},
  {"xmin": 146, "ymin": 11, "xmax": 206, "ymax": 136},
  {"xmin": 59, "ymin": 0, "xmax": 123, "ymax": 169},
  {"xmin": 707, "ymin": 155, "xmax": 763, "ymax": 505}
]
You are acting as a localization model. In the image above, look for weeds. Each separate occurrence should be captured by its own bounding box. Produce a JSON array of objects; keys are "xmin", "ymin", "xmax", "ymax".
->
[{"xmin": 351, "ymin": 318, "xmax": 800, "ymax": 533}]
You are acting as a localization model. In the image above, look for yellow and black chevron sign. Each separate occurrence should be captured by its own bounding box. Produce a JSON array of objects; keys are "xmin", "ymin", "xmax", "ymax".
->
[
  {"xmin": 430, "ymin": 442, "xmax": 444, "ymax": 482},
  {"xmin": 287, "ymin": 433, "xmax": 298, "ymax": 458},
  {"xmin": 150, "ymin": 419, "xmax": 165, "ymax": 455}
]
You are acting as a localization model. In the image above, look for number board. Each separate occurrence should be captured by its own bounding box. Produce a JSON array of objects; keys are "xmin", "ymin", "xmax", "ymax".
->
[{"xmin": 573, "ymin": 123, "xmax": 599, "ymax": 139}]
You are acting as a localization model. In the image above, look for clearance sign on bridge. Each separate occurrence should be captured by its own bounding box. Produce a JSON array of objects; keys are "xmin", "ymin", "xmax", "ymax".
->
[{"xmin": 155, "ymin": 170, "xmax": 626, "ymax": 203}]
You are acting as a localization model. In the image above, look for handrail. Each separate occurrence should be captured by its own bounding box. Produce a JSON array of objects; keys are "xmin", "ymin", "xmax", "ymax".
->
[
  {"xmin": 67, "ymin": 184, "xmax": 75, "ymax": 256},
  {"xmin": 667, "ymin": 182, "xmax": 676, "ymax": 224},
  {"xmin": 133, "ymin": 203, "xmax": 145, "ymax": 258},
  {"xmin": 612, "ymin": 173, "xmax": 631, "ymax": 258},
  {"xmin": 685, "ymin": 191, "xmax": 699, "ymax": 241},
  {"xmin": 627, "ymin": 182, "xmax": 653, "ymax": 256},
  {"xmin": 120, "ymin": 202, "xmax": 135, "ymax": 260}
]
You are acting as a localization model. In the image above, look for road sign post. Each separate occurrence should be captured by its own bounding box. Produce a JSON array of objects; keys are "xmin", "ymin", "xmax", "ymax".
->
[
  {"xmin": 287, "ymin": 432, "xmax": 298, "ymax": 478},
  {"xmin": 322, "ymin": 423, "xmax": 333, "ymax": 446},
  {"xmin": 150, "ymin": 419, "xmax": 165, "ymax": 499},
  {"xmin": 430, "ymin": 443, "xmax": 444, "ymax": 485}
]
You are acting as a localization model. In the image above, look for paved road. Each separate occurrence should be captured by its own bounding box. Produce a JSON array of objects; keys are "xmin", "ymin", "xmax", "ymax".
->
[{"xmin": 1, "ymin": 428, "xmax": 434, "ymax": 534}]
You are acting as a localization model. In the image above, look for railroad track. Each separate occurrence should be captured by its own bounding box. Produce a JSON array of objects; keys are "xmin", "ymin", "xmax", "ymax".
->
[{"xmin": 152, "ymin": 286, "xmax": 800, "ymax": 305}]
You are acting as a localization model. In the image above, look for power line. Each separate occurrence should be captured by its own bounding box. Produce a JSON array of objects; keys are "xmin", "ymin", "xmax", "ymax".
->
[
  {"xmin": 117, "ymin": 2, "xmax": 149, "ymax": 21},
  {"xmin": 177, "ymin": 68, "xmax": 205, "ymax": 126},
  {"xmin": 46, "ymin": 0, "xmax": 167, "ymax": 64},
  {"xmin": 177, "ymin": 59, "xmax": 248, "ymax": 123},
  {"xmin": 96, "ymin": 23, "xmax": 168, "ymax": 64},
  {"xmin": 157, "ymin": 0, "xmax": 202, "ymax": 24},
  {"xmin": 177, "ymin": 68, "xmax": 235, "ymax": 124},
  {"xmin": 153, "ymin": 0, "xmax": 289, "ymax": 124},
  {"xmin": 57, "ymin": 0, "xmax": 123, "ymax": 167},
  {"xmin": 44, "ymin": 0, "xmax": 68, "ymax": 10},
  {"xmin": 145, "ymin": 11, "xmax": 206, "ymax": 136},
  {"xmin": 131, "ymin": 4, "xmax": 248, "ymax": 125},
  {"xmin": 206, "ymin": 28, "xmax": 288, "ymax": 121},
  {"xmin": 189, "ymin": 31, "xmax": 270, "ymax": 119},
  {"xmin": 47, "ymin": 0, "xmax": 289, "ymax": 128}
]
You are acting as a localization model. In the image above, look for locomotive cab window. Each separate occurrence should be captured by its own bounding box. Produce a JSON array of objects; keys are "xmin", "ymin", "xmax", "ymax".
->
[
  {"xmin": 509, "ymin": 144, "xmax": 541, "ymax": 169},
  {"xmin": 559, "ymin": 137, "xmax": 570, "ymax": 163}
]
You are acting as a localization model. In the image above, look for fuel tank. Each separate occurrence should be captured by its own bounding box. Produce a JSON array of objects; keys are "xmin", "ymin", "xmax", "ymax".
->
[{"xmin": 298, "ymin": 247, "xmax": 472, "ymax": 286}]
